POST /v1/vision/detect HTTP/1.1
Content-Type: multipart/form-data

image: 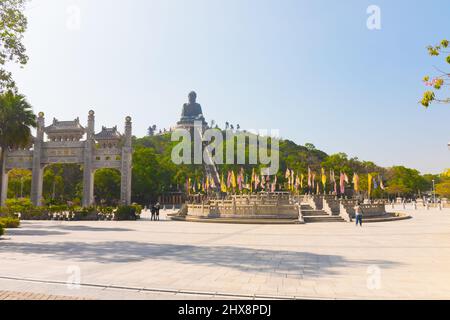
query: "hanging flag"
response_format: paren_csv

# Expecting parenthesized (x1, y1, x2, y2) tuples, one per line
(312, 173, 316, 189)
(316, 182, 320, 195)
(334, 180, 337, 195)
(210, 175, 216, 189)
(308, 167, 312, 188)
(255, 173, 260, 191)
(368, 173, 373, 196)
(291, 170, 295, 190)
(373, 177, 378, 190)
(340, 172, 345, 194)
(221, 173, 227, 193)
(237, 171, 243, 191)
(231, 171, 237, 190)
(285, 168, 291, 179)
(227, 171, 232, 189)
(344, 173, 349, 184)
(321, 168, 327, 192)
(379, 175, 385, 190)
(300, 174, 304, 189)
(353, 173, 359, 192)
(185, 178, 190, 194)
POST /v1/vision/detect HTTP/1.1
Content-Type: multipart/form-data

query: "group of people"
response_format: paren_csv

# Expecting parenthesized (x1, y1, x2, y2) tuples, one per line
(149, 202, 161, 221)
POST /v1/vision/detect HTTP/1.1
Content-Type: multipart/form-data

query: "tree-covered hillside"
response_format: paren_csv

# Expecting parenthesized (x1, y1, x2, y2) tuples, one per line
(4, 130, 443, 205)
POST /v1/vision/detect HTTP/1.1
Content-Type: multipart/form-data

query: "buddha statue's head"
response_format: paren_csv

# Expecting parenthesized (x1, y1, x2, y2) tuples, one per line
(188, 91, 197, 104)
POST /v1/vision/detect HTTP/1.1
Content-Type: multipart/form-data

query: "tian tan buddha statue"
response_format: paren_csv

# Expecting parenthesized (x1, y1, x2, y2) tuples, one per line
(177, 91, 206, 128)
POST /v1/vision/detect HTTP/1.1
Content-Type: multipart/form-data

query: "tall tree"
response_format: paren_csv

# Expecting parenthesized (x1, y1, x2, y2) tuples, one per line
(421, 39, 449, 107)
(0, 0, 29, 92)
(0, 91, 36, 205)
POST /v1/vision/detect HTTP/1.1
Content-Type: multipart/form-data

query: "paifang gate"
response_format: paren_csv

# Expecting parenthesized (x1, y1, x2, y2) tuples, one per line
(0, 110, 132, 207)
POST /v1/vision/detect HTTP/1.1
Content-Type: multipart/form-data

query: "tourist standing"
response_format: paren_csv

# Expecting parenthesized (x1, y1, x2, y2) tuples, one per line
(354, 201, 363, 227)
(155, 202, 161, 221)
(150, 204, 156, 221)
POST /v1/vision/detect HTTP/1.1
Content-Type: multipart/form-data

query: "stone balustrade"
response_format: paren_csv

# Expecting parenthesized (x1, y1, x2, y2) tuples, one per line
(186, 202, 299, 219)
(339, 202, 386, 222)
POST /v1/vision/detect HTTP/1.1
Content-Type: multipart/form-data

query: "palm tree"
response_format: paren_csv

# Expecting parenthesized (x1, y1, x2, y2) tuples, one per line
(0, 91, 36, 204)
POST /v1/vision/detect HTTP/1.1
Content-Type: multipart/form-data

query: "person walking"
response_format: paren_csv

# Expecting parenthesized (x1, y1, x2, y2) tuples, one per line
(354, 201, 363, 227)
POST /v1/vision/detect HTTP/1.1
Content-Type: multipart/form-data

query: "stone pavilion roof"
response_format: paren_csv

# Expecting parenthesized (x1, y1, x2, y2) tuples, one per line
(95, 126, 122, 140)
(44, 118, 85, 134)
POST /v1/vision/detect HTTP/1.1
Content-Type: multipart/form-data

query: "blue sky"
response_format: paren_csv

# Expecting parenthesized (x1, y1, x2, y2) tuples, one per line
(10, 0, 450, 173)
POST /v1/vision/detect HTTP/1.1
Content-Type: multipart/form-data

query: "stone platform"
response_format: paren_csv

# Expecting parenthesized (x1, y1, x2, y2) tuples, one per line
(174, 194, 410, 224)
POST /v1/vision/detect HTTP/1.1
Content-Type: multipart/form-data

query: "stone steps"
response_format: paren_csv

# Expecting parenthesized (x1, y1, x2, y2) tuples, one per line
(303, 215, 346, 223)
(301, 205, 346, 223)
(301, 210, 329, 217)
(171, 215, 301, 224)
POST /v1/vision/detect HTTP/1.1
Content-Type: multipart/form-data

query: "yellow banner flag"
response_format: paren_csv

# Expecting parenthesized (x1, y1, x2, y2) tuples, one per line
(368, 173, 373, 196)
(321, 168, 327, 189)
(221, 173, 227, 193)
(231, 171, 237, 189)
(353, 173, 359, 192)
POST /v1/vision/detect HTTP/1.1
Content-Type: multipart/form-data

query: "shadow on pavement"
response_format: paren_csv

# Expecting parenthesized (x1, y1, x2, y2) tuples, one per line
(0, 240, 401, 278)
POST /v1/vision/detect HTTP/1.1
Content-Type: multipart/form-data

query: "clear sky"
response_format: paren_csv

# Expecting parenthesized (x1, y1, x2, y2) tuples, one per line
(9, 0, 450, 173)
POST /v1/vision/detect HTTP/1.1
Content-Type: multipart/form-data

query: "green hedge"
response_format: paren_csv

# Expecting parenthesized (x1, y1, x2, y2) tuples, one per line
(114, 205, 138, 221)
(0, 216, 20, 228)
(1, 202, 142, 221)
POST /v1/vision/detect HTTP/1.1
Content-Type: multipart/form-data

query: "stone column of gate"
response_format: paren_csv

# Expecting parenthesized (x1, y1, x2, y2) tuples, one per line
(31, 113, 45, 206)
(82, 111, 95, 207)
(0, 150, 9, 206)
(120, 116, 132, 205)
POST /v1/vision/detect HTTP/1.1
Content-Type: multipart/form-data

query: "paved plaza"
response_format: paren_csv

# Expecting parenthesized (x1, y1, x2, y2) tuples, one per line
(1, 207, 450, 300)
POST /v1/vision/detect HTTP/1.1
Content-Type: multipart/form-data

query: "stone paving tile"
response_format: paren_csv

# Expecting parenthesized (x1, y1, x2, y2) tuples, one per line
(0, 290, 90, 300)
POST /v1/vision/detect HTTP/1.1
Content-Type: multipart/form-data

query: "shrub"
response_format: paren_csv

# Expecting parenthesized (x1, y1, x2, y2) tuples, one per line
(0, 224, 4, 237)
(72, 207, 98, 221)
(0, 216, 20, 228)
(114, 205, 138, 221)
(132, 204, 143, 215)
(19, 207, 51, 220)
(5, 198, 33, 209)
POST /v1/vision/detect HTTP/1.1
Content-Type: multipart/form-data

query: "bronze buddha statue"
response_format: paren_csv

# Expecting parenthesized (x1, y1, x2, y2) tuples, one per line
(179, 91, 206, 124)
